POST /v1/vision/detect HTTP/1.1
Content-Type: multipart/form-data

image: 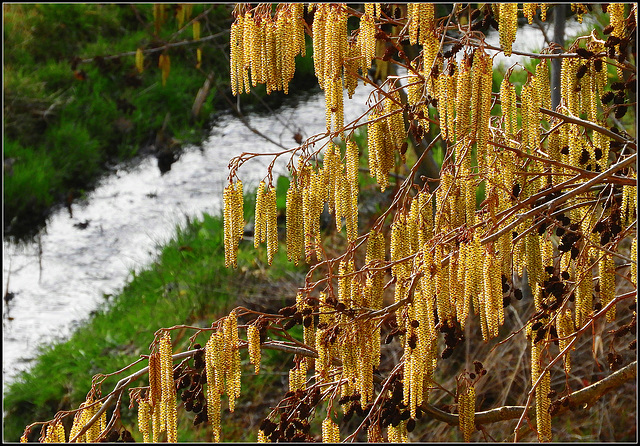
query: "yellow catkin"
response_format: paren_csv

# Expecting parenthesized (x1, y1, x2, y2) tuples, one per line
(224, 311, 242, 413)
(224, 181, 243, 268)
(138, 398, 151, 443)
(499, 3, 518, 57)
(446, 61, 458, 143)
(435, 244, 452, 323)
(265, 185, 278, 265)
(315, 328, 329, 382)
(536, 369, 552, 442)
(575, 259, 593, 328)
(535, 60, 551, 121)
(257, 429, 270, 443)
(264, 17, 276, 94)
(526, 232, 543, 294)
(500, 76, 518, 137)
(540, 3, 548, 21)
(157, 53, 170, 87)
(436, 71, 449, 141)
(255, 181, 267, 249)
(205, 331, 223, 442)
(338, 259, 354, 306)
(247, 324, 261, 374)
(159, 333, 177, 442)
(135, 48, 144, 74)
(246, 13, 261, 87)
(385, 89, 406, 159)
(148, 351, 162, 411)
(631, 237, 637, 288)
(556, 308, 574, 373)
(69, 400, 89, 443)
(571, 3, 588, 23)
(286, 181, 304, 265)
(456, 60, 472, 141)
(408, 3, 419, 46)
(521, 80, 540, 154)
(561, 58, 579, 116)
(462, 235, 482, 319)
(312, 4, 327, 88)
(523, 3, 538, 24)
(359, 5, 376, 71)
(322, 416, 340, 443)
(530, 322, 551, 442)
(230, 14, 239, 95)
(459, 385, 476, 442)
(44, 421, 66, 443)
(599, 254, 617, 322)
(483, 248, 503, 339)
(471, 50, 492, 171)
(151, 400, 162, 442)
(622, 172, 637, 227)
(368, 109, 393, 192)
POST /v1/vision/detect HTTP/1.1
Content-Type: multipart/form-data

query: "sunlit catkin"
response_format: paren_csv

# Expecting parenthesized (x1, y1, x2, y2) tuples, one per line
(205, 331, 223, 442)
(456, 60, 472, 141)
(482, 248, 503, 339)
(631, 237, 637, 288)
(255, 181, 267, 249)
(359, 5, 376, 71)
(540, 3, 548, 21)
(159, 333, 177, 442)
(148, 351, 162, 409)
(225, 311, 242, 412)
(556, 308, 574, 373)
(599, 254, 617, 322)
(265, 185, 278, 265)
(69, 400, 88, 442)
(536, 369, 552, 442)
(322, 416, 340, 443)
(312, 4, 327, 88)
(138, 398, 151, 443)
(523, 3, 538, 24)
(286, 182, 303, 265)
(561, 58, 579, 116)
(230, 17, 241, 95)
(622, 172, 637, 227)
(459, 385, 475, 442)
(224, 181, 244, 268)
(499, 3, 518, 56)
(535, 60, 551, 121)
(471, 50, 492, 170)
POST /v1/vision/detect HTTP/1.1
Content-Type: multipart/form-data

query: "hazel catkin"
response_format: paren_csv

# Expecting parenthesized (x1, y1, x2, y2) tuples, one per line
(458, 385, 475, 442)
(498, 3, 518, 57)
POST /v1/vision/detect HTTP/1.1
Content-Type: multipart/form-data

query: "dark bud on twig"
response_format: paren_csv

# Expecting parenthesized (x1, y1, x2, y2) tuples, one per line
(576, 64, 588, 79)
(576, 48, 594, 59)
(615, 105, 628, 119)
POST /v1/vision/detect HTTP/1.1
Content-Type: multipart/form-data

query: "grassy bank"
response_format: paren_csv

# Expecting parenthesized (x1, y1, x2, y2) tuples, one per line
(3, 3, 316, 240)
(3, 188, 308, 442)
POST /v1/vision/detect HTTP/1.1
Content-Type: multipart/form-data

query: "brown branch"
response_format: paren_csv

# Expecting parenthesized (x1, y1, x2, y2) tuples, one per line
(480, 153, 637, 245)
(419, 360, 636, 427)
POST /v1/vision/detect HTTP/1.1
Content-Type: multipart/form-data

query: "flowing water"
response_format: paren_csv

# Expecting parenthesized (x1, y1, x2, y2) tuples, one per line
(2, 84, 375, 387)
